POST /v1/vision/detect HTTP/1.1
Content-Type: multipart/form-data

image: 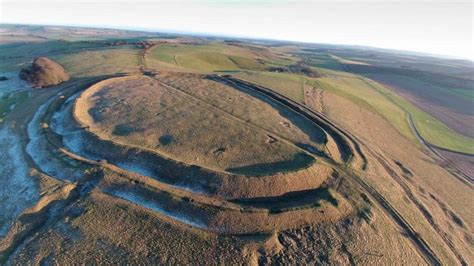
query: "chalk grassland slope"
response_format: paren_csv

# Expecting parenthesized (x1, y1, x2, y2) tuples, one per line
(235, 71, 306, 103)
(305, 86, 474, 265)
(95, 173, 349, 234)
(147, 42, 287, 72)
(7, 187, 426, 265)
(74, 74, 328, 175)
(236, 68, 474, 154)
(0, 41, 106, 72)
(2, 74, 424, 264)
(6, 190, 250, 265)
(318, 49, 474, 137)
(356, 72, 474, 139)
(52, 47, 142, 77)
(10, 181, 395, 265)
(311, 72, 474, 154)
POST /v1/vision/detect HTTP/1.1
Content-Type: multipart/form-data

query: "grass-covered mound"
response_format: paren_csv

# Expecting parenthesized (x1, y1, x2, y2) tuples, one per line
(74, 74, 328, 175)
(19, 57, 69, 88)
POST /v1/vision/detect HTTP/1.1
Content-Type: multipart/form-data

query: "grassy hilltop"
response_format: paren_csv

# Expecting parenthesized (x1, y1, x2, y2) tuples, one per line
(1, 25, 473, 265)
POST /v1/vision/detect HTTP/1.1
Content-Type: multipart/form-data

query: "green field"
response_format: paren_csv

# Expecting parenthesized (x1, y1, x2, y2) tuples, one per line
(0, 91, 30, 121)
(52, 47, 142, 77)
(148, 43, 268, 72)
(312, 72, 474, 154)
(3, 36, 470, 154)
(362, 79, 474, 153)
(234, 68, 474, 154)
(298, 52, 345, 71)
(0, 41, 105, 72)
(235, 71, 306, 103)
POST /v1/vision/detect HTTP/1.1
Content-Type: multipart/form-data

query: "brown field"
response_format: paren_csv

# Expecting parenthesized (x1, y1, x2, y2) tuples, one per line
(366, 73, 474, 138)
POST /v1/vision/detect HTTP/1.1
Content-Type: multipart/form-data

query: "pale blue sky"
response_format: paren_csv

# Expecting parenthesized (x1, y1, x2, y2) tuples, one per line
(1, 0, 473, 60)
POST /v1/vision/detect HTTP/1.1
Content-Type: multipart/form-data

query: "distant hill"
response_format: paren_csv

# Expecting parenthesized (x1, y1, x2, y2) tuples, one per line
(19, 57, 69, 88)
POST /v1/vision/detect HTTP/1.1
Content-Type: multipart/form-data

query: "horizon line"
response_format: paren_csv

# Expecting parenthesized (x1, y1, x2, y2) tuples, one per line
(2, 22, 473, 62)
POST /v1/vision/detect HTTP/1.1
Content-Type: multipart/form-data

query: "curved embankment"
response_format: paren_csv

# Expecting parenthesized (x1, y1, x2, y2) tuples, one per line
(35, 73, 356, 235)
(10, 72, 454, 264)
(70, 74, 347, 199)
(3, 73, 441, 263)
(1, 77, 114, 264)
(26, 77, 114, 181)
(0, 126, 38, 238)
(60, 91, 334, 199)
(215, 75, 447, 265)
(26, 94, 85, 181)
(213, 75, 367, 170)
(73, 74, 326, 176)
(99, 176, 351, 235)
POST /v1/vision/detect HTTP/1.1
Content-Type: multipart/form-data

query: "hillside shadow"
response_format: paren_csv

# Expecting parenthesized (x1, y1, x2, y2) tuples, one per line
(230, 186, 338, 214)
(226, 152, 315, 176)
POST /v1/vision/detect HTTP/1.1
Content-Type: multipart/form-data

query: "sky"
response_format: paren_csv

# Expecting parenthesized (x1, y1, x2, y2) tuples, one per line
(1, 0, 473, 60)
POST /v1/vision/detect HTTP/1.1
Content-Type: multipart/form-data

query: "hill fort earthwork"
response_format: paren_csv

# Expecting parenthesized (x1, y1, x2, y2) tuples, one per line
(0, 25, 473, 264)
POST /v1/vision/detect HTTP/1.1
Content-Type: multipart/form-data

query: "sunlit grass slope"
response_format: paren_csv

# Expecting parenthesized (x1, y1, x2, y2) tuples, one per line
(312, 72, 474, 154)
(235, 71, 306, 103)
(148, 43, 267, 72)
(53, 47, 142, 77)
(234, 68, 474, 154)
